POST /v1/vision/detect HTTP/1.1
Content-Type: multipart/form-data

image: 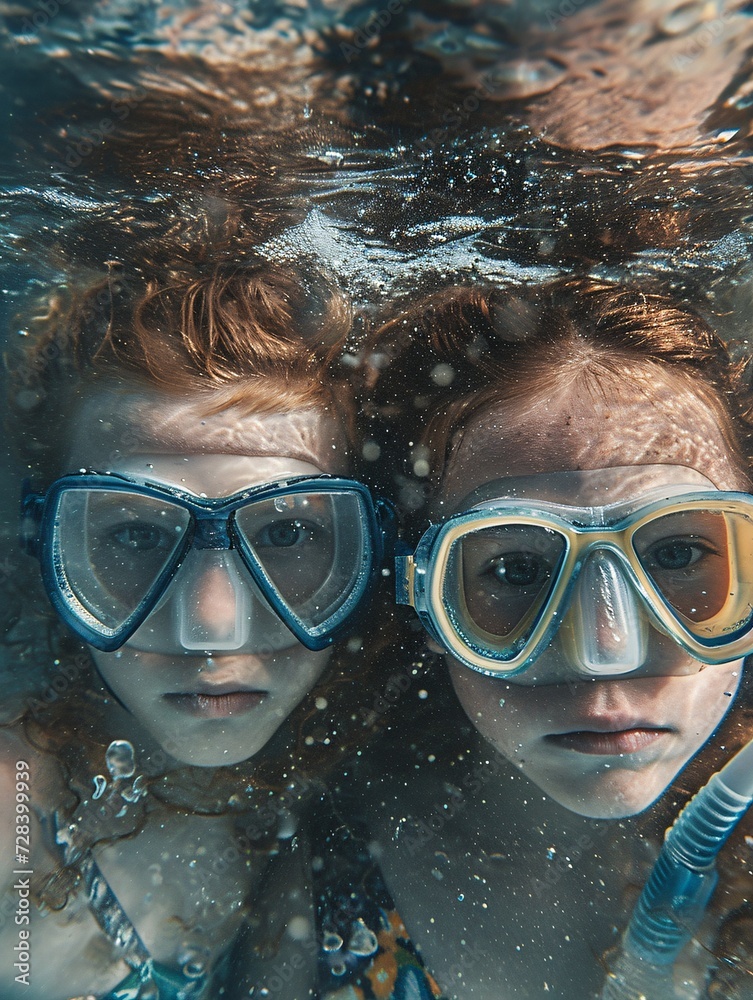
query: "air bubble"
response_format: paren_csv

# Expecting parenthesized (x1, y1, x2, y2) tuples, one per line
(323, 931, 343, 952)
(105, 740, 136, 780)
(348, 920, 378, 957)
(430, 363, 455, 386)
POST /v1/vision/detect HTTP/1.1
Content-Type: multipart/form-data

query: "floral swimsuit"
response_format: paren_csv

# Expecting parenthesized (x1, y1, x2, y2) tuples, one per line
(311, 800, 446, 1000)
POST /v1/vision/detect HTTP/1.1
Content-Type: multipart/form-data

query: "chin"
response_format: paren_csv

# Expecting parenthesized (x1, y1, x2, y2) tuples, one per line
(542, 775, 667, 819)
(184, 749, 261, 767)
(151, 728, 272, 768)
(165, 744, 266, 767)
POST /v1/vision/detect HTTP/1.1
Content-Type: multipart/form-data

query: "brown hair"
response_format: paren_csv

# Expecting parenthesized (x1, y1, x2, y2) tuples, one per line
(364, 275, 753, 507)
(365, 274, 753, 986)
(7, 258, 354, 481)
(4, 255, 393, 912)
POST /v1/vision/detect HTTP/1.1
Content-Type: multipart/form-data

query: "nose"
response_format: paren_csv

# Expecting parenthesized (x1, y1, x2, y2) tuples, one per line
(175, 550, 251, 651)
(560, 549, 648, 678)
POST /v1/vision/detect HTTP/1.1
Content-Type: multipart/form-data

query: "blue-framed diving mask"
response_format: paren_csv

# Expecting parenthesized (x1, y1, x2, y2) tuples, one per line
(396, 490, 753, 680)
(21, 472, 394, 653)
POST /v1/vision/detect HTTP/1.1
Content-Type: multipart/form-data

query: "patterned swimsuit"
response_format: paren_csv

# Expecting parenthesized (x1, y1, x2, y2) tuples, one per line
(311, 800, 446, 1000)
(57, 799, 442, 1000)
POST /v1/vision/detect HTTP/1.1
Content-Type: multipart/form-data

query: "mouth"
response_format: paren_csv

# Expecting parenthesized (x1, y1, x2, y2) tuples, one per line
(163, 689, 267, 719)
(544, 727, 671, 755)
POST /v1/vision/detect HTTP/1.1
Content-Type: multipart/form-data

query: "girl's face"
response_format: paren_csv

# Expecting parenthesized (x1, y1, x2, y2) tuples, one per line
(438, 370, 747, 818)
(65, 386, 349, 767)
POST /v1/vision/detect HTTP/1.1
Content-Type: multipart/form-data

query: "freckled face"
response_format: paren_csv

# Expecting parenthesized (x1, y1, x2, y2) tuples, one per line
(440, 370, 748, 818)
(65, 387, 349, 767)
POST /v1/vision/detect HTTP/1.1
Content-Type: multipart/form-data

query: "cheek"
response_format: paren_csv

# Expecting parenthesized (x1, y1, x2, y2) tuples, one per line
(679, 660, 742, 727)
(448, 660, 542, 753)
(90, 649, 153, 702)
(274, 647, 331, 691)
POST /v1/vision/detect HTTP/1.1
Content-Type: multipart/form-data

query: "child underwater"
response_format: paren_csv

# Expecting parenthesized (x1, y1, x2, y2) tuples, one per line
(0, 254, 393, 999)
(270, 276, 753, 1000)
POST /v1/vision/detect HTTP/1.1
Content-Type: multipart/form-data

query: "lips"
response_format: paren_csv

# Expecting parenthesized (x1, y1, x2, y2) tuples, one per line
(545, 727, 670, 755)
(164, 689, 266, 718)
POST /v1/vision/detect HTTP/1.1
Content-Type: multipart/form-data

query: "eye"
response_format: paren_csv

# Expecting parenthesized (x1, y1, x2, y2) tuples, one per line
(108, 522, 171, 552)
(645, 537, 712, 571)
(256, 519, 314, 548)
(486, 553, 550, 588)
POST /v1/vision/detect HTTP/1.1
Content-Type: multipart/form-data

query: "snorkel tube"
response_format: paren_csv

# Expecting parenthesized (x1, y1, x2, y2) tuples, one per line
(601, 737, 753, 999)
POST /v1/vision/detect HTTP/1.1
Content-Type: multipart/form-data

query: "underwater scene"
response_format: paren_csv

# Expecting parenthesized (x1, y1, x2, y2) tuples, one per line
(3, 1, 753, 997)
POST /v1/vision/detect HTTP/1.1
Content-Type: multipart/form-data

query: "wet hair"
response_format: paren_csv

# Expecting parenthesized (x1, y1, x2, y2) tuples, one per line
(4, 255, 392, 911)
(364, 274, 753, 508)
(7, 258, 354, 482)
(365, 274, 753, 985)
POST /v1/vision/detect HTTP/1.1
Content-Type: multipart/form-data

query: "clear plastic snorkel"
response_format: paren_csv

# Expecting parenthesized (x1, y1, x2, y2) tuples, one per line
(601, 734, 753, 1000)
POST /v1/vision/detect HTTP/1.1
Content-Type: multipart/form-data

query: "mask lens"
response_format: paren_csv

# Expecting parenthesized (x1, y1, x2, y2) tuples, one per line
(53, 488, 189, 637)
(445, 523, 567, 659)
(234, 491, 367, 633)
(633, 507, 753, 643)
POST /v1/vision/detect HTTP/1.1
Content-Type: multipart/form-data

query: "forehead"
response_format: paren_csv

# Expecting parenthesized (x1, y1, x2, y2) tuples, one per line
(462, 464, 718, 513)
(440, 371, 747, 509)
(65, 387, 350, 476)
